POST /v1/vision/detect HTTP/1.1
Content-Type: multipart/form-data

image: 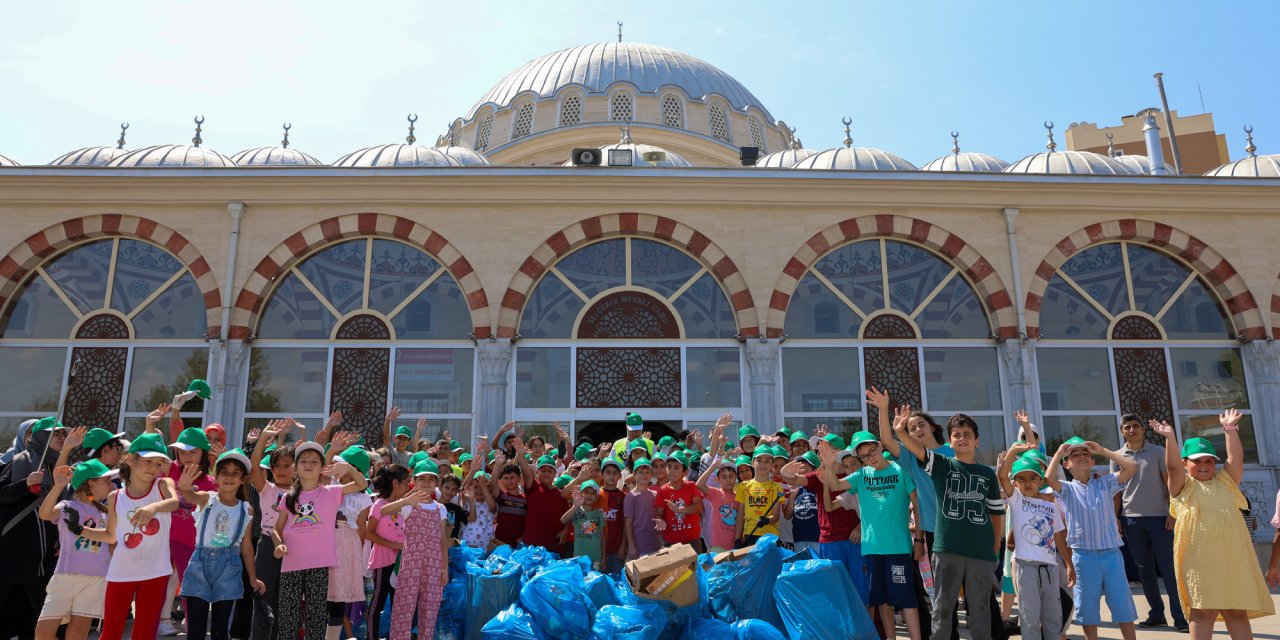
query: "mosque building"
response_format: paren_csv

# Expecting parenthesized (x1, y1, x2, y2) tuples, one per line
(2, 38, 1279, 529)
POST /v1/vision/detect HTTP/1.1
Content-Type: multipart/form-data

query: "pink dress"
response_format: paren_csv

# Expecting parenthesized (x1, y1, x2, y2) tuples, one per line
(389, 502, 447, 640)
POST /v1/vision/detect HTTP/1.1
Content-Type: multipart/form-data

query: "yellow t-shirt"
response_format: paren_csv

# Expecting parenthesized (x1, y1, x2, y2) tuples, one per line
(735, 480, 785, 537)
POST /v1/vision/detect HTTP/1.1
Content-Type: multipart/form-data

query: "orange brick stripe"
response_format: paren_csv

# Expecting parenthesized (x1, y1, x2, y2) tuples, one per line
(0, 215, 222, 337)
(1025, 219, 1264, 341)
(231, 214, 490, 340)
(765, 215, 1018, 340)
(495, 213, 759, 339)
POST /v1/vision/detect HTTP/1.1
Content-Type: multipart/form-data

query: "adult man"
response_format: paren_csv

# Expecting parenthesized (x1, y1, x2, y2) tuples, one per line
(611, 412, 654, 466)
(1112, 414, 1186, 632)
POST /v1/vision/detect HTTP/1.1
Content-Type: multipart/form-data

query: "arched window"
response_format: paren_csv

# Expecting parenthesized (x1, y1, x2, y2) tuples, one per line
(1035, 241, 1255, 460)
(0, 238, 209, 437)
(560, 95, 582, 126)
(247, 238, 475, 446)
(782, 239, 1003, 461)
(708, 105, 730, 142)
(512, 102, 535, 139)
(610, 92, 633, 122)
(662, 94, 684, 129)
(749, 117, 765, 150)
(474, 112, 494, 151)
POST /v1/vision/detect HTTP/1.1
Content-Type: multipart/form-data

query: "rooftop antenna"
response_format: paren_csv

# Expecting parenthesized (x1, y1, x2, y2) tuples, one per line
(1106, 132, 1116, 157)
(842, 117, 853, 149)
(617, 21, 623, 43)
(1153, 73, 1183, 174)
(1044, 121, 1057, 152)
(950, 131, 960, 156)
(1197, 80, 1206, 114)
(281, 123, 291, 149)
(1243, 125, 1257, 157)
(116, 123, 129, 149)
(192, 116, 204, 147)
(406, 114, 418, 144)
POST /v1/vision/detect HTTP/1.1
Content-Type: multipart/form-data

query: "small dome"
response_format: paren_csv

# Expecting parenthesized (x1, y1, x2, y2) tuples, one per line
(921, 152, 1009, 172)
(105, 145, 236, 168)
(0, 153, 20, 167)
(755, 147, 817, 168)
(49, 146, 128, 166)
(433, 146, 492, 166)
(1004, 150, 1134, 175)
(333, 144, 460, 168)
(1112, 154, 1173, 176)
(792, 147, 917, 171)
(1204, 155, 1280, 177)
(231, 147, 324, 166)
(561, 142, 692, 167)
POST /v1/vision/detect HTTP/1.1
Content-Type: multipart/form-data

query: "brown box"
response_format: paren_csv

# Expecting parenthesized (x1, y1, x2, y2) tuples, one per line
(625, 543, 700, 608)
(713, 544, 755, 565)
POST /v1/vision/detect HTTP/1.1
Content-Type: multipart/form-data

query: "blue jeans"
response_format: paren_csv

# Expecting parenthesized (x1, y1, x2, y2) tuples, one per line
(1122, 516, 1185, 625)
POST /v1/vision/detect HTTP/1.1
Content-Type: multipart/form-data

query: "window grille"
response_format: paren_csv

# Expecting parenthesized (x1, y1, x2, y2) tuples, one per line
(475, 113, 493, 150)
(561, 95, 582, 126)
(662, 94, 683, 128)
(512, 103, 535, 139)
(611, 93, 633, 122)
(709, 105, 730, 142)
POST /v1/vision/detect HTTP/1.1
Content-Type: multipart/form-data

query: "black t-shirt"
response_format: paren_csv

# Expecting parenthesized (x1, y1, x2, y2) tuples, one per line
(443, 502, 469, 540)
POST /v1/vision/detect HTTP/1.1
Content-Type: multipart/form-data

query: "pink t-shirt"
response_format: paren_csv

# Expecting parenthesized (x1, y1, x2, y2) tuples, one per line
(368, 497, 407, 570)
(168, 462, 216, 547)
(704, 487, 738, 551)
(279, 484, 344, 573)
(259, 483, 288, 531)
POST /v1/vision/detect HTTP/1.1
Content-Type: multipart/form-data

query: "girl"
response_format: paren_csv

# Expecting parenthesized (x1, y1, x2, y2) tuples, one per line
(162, 426, 216, 636)
(327, 440, 373, 640)
(271, 442, 368, 640)
(1153, 411, 1274, 638)
(365, 464, 411, 640)
(100, 433, 181, 640)
(249, 420, 295, 640)
(36, 460, 117, 640)
(461, 470, 497, 548)
(623, 458, 662, 559)
(176, 451, 266, 640)
(386, 460, 450, 640)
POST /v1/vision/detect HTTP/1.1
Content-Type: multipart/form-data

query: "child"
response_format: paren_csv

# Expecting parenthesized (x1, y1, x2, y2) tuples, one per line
(328, 441, 373, 640)
(651, 452, 669, 486)
(176, 450, 265, 640)
(1045, 437, 1138, 640)
(735, 449, 784, 547)
(36, 460, 117, 640)
(163, 426, 217, 636)
(488, 450, 528, 549)
(654, 452, 704, 552)
(997, 444, 1074, 640)
(697, 425, 739, 554)
(101, 433, 181, 640)
(623, 458, 662, 559)
(1157, 412, 1274, 636)
(440, 474, 470, 540)
(462, 470, 497, 548)
(271, 442, 368, 640)
(520, 442, 570, 551)
(562, 480, 605, 569)
(248, 420, 295, 640)
(788, 452, 821, 555)
(365, 464, 410, 640)
(598, 458, 628, 572)
(385, 460, 450, 640)
(735, 455, 754, 482)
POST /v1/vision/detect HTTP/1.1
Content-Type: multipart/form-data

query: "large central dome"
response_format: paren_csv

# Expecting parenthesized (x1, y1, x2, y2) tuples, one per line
(467, 42, 773, 120)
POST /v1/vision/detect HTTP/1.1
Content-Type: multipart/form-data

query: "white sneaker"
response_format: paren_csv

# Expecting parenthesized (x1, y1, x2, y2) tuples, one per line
(157, 620, 183, 636)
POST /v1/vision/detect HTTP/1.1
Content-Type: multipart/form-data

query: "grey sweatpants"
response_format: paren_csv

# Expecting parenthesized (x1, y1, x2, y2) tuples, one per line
(931, 552, 996, 640)
(1015, 559, 1062, 640)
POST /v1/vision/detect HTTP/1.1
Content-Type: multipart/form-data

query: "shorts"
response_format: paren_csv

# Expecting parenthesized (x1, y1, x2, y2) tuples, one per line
(866, 554, 917, 609)
(39, 573, 106, 620)
(1071, 548, 1137, 626)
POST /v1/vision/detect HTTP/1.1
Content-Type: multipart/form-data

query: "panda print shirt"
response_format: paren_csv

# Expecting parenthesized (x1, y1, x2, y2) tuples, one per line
(279, 483, 344, 573)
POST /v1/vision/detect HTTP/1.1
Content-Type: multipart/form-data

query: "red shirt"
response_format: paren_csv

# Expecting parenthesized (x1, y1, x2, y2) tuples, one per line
(655, 481, 704, 545)
(493, 490, 527, 546)
(599, 488, 627, 554)
(523, 482, 569, 549)
(804, 471, 858, 543)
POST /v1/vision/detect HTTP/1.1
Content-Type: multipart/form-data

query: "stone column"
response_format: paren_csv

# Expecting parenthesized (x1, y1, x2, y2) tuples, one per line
(1244, 340, 1280, 466)
(743, 340, 781, 429)
(999, 339, 1039, 425)
(217, 341, 249, 441)
(476, 339, 514, 446)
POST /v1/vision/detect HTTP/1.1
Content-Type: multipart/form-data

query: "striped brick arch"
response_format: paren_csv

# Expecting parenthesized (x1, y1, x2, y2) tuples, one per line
(765, 215, 1018, 339)
(496, 213, 759, 338)
(1025, 219, 1264, 340)
(0, 214, 221, 336)
(230, 214, 489, 339)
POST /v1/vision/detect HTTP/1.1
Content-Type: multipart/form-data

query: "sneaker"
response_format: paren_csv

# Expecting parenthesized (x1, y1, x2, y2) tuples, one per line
(1138, 617, 1167, 628)
(1175, 623, 1190, 633)
(157, 620, 183, 636)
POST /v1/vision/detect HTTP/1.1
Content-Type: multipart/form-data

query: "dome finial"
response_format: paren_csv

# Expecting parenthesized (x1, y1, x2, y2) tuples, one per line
(281, 123, 291, 149)
(116, 123, 129, 149)
(789, 126, 802, 150)
(617, 21, 623, 43)
(1106, 132, 1116, 157)
(1244, 125, 1256, 157)
(620, 119, 632, 144)
(447, 121, 459, 146)
(406, 114, 418, 145)
(192, 116, 204, 148)
(842, 117, 853, 149)
(1043, 121, 1056, 152)
(950, 131, 960, 155)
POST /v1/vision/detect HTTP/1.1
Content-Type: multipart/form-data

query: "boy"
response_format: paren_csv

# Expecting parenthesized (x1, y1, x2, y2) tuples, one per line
(598, 458, 628, 572)
(519, 442, 570, 551)
(654, 452, 705, 552)
(439, 475, 470, 541)
(735, 449, 785, 547)
(820, 432, 922, 640)
(998, 444, 1074, 640)
(561, 480, 605, 570)
(623, 458, 662, 559)
(1045, 437, 1139, 640)
(787, 452, 821, 555)
(488, 450, 528, 550)
(894, 407, 1004, 640)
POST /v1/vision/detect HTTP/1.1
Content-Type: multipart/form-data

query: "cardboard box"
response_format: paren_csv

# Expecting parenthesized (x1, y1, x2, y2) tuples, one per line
(625, 543, 700, 608)
(713, 544, 755, 565)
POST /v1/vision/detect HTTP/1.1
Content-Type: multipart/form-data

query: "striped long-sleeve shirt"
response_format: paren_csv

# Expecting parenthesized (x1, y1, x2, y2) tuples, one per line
(1057, 473, 1125, 550)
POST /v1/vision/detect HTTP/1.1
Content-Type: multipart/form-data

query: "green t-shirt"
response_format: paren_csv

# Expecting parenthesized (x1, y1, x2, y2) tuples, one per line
(924, 450, 1004, 562)
(572, 507, 605, 566)
(847, 462, 915, 556)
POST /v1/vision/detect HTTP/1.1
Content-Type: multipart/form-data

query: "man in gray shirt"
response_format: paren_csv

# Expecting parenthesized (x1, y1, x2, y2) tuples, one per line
(1111, 414, 1186, 632)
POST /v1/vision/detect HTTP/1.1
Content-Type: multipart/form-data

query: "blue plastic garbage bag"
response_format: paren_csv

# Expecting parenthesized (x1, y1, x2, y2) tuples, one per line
(731, 619, 788, 640)
(465, 555, 523, 640)
(519, 564, 594, 640)
(706, 535, 785, 629)
(781, 546, 815, 564)
(436, 575, 468, 640)
(481, 603, 545, 640)
(773, 559, 878, 640)
(632, 557, 710, 640)
(584, 571, 624, 611)
(590, 604, 668, 640)
(681, 618, 733, 640)
(511, 545, 559, 578)
(609, 570, 637, 606)
(452, 544, 486, 575)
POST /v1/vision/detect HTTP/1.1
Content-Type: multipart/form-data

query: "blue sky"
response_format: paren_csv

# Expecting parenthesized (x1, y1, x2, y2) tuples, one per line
(1, 0, 1274, 167)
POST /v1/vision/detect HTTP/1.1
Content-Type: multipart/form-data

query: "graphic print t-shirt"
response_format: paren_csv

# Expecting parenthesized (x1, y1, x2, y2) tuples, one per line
(848, 462, 915, 555)
(55, 500, 112, 577)
(598, 488, 627, 555)
(735, 480, 785, 537)
(790, 487, 820, 543)
(705, 487, 738, 550)
(1007, 491, 1065, 565)
(923, 450, 1004, 561)
(279, 484, 344, 573)
(655, 482, 703, 544)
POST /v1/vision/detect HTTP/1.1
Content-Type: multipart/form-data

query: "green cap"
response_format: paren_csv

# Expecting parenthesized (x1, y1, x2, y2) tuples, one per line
(459, 453, 473, 464)
(170, 428, 211, 452)
(633, 457, 653, 470)
(31, 416, 64, 434)
(1062, 436, 1089, 452)
(752, 448, 772, 460)
(651, 452, 667, 463)
(1181, 437, 1218, 461)
(536, 455, 557, 470)
(789, 431, 809, 445)
(553, 474, 573, 489)
(579, 480, 600, 494)
(339, 446, 372, 476)
(128, 432, 171, 459)
(1020, 448, 1049, 467)
(822, 433, 847, 450)
(667, 452, 690, 468)
(450, 440, 463, 452)
(187, 379, 212, 400)
(800, 451, 820, 469)
(772, 445, 789, 458)
(413, 459, 440, 478)
(849, 431, 878, 451)
(260, 443, 278, 469)
(657, 436, 676, 448)
(1011, 458, 1044, 479)
(394, 426, 413, 440)
(882, 451, 893, 461)
(777, 426, 793, 439)
(735, 455, 753, 468)
(71, 459, 119, 489)
(601, 457, 622, 471)
(629, 439, 650, 453)
(408, 451, 429, 468)
(625, 413, 644, 430)
(574, 443, 593, 461)
(546, 448, 558, 458)
(215, 448, 252, 472)
(738, 425, 760, 440)
(486, 450, 497, 463)
(83, 427, 125, 452)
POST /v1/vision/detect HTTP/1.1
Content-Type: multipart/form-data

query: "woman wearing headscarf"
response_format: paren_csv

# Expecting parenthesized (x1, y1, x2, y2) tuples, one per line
(0, 418, 37, 467)
(0, 417, 68, 639)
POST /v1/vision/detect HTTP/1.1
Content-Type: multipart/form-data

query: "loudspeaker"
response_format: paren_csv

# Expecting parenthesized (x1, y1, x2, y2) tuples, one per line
(641, 150, 667, 164)
(739, 146, 760, 166)
(571, 148, 602, 166)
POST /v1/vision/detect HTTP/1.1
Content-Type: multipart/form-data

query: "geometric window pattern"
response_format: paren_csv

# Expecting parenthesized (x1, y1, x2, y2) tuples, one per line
(611, 93, 633, 122)
(476, 113, 494, 151)
(749, 117, 764, 150)
(330, 345, 391, 445)
(662, 94, 683, 128)
(709, 105, 730, 142)
(513, 102, 535, 139)
(561, 95, 582, 126)
(576, 347, 682, 408)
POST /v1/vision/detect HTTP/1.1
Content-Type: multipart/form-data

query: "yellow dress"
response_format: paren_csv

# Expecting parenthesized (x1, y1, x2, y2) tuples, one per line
(1169, 471, 1274, 619)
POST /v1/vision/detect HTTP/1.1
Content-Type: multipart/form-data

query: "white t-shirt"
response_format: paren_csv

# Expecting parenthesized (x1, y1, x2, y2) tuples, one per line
(195, 499, 250, 548)
(1007, 491, 1065, 565)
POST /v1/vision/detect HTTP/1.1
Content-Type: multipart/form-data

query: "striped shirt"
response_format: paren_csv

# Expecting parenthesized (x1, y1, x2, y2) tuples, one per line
(1057, 473, 1124, 550)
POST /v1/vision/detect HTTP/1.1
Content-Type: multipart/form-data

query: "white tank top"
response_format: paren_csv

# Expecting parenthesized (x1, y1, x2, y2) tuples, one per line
(106, 479, 173, 582)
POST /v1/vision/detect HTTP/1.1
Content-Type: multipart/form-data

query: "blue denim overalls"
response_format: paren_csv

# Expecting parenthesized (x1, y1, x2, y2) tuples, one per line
(180, 500, 248, 602)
